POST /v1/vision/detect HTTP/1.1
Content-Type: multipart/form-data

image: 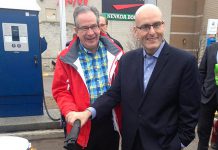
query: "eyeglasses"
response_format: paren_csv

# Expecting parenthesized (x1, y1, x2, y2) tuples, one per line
(136, 21, 164, 32)
(77, 24, 99, 32)
(99, 24, 107, 27)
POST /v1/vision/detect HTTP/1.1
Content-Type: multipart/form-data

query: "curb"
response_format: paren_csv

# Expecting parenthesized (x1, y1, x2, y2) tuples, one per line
(0, 109, 61, 133)
(0, 129, 64, 141)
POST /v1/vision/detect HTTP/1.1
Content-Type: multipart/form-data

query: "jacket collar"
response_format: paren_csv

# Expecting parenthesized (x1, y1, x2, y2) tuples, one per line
(60, 34, 122, 67)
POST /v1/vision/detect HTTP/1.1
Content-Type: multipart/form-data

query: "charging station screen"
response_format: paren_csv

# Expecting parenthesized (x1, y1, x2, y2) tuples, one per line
(11, 26, 20, 41)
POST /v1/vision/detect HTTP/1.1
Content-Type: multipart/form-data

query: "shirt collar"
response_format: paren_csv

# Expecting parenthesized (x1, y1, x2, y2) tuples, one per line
(143, 41, 165, 58)
(79, 41, 101, 54)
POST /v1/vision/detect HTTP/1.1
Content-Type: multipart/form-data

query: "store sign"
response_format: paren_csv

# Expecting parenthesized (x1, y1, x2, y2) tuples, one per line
(102, 0, 144, 21)
(102, 13, 135, 21)
(207, 19, 218, 34)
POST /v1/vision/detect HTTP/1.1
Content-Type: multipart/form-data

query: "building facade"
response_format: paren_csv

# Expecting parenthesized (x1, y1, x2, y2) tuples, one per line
(38, 0, 216, 69)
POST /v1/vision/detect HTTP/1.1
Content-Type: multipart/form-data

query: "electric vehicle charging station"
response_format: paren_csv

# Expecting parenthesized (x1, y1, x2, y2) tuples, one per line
(0, 0, 44, 117)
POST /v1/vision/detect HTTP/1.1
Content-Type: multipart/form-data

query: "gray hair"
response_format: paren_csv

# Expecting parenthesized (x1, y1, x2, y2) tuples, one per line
(73, 5, 99, 27)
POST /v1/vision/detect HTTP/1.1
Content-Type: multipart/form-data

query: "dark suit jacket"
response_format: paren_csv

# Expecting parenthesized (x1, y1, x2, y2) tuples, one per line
(92, 42, 200, 150)
(199, 42, 218, 104)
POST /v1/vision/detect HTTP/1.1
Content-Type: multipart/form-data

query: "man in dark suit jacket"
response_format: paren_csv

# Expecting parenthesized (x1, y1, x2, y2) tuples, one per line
(68, 4, 200, 150)
(197, 42, 218, 150)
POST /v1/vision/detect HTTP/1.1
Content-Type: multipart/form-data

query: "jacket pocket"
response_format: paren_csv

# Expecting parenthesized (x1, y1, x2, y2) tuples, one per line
(158, 125, 181, 150)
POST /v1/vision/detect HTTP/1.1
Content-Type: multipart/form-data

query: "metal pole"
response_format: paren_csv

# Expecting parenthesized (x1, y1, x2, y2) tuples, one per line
(59, 0, 67, 50)
(144, 0, 157, 5)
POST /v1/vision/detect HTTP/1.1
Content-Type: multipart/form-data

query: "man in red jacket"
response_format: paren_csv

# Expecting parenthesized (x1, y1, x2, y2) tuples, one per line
(52, 5, 123, 150)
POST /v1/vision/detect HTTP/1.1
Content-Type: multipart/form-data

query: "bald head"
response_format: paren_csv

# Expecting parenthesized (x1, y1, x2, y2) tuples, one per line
(135, 4, 162, 25)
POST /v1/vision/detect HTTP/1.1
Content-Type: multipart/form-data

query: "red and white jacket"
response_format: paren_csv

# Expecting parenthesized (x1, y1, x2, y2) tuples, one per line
(52, 33, 123, 148)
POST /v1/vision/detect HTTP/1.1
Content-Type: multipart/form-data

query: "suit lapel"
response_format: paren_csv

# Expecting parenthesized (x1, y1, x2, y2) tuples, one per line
(139, 43, 170, 107)
(137, 49, 145, 95)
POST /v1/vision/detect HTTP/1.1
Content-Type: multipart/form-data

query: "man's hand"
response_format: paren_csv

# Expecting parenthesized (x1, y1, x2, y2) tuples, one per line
(66, 110, 91, 127)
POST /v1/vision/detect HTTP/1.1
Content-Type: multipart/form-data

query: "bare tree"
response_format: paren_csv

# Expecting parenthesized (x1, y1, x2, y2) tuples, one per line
(126, 28, 142, 51)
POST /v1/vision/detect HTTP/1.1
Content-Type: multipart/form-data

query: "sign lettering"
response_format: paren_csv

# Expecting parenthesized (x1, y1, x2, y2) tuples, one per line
(103, 13, 135, 21)
(57, 0, 88, 7)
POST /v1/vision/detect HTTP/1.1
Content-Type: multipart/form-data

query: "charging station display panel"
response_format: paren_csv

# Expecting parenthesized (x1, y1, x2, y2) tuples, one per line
(11, 26, 20, 41)
(2, 23, 29, 51)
